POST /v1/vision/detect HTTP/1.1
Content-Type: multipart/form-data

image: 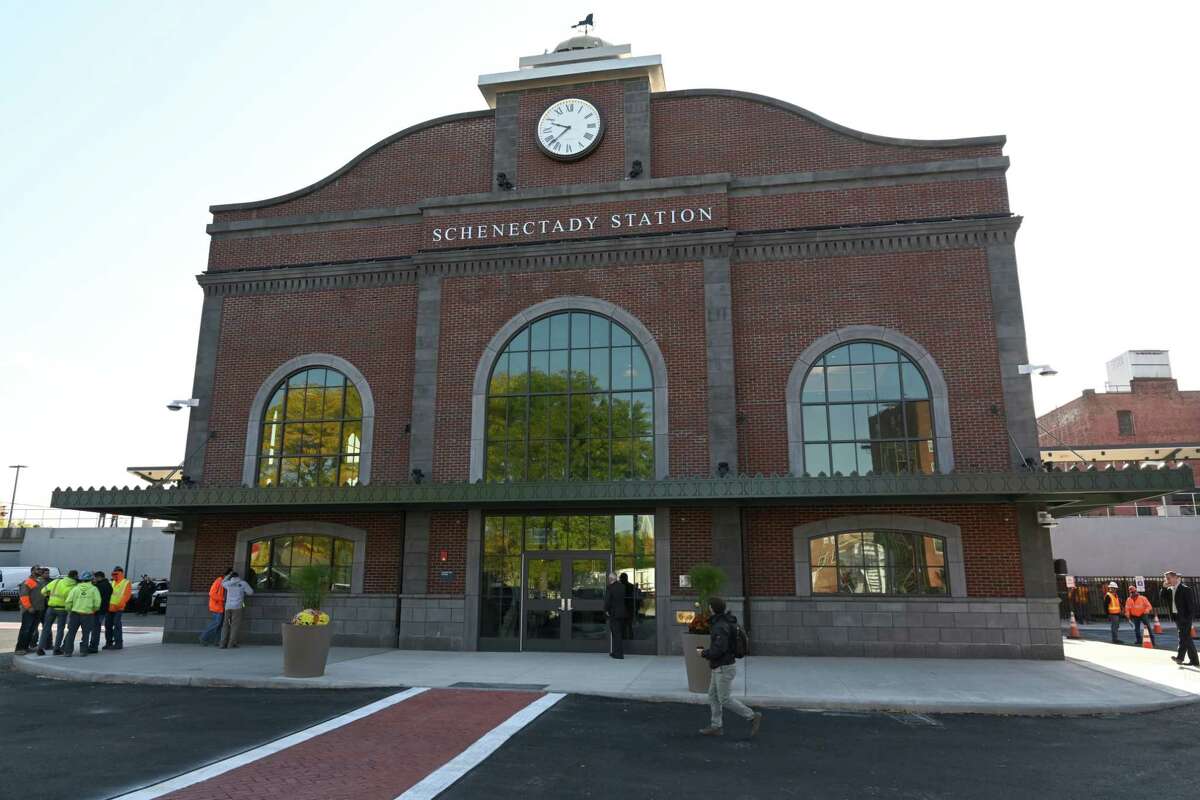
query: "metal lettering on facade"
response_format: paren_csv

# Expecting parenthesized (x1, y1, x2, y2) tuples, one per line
(430, 205, 714, 244)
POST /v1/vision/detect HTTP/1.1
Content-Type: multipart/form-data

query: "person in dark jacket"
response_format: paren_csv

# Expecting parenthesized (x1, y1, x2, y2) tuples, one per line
(697, 596, 762, 737)
(136, 575, 155, 615)
(619, 572, 636, 639)
(603, 572, 627, 659)
(1161, 571, 1199, 667)
(87, 571, 113, 654)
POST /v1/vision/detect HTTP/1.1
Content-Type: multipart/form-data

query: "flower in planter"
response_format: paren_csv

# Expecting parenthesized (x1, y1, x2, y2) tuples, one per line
(292, 608, 330, 626)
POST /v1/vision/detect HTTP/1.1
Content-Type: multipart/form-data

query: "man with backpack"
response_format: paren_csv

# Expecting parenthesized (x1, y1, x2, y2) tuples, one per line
(696, 596, 762, 737)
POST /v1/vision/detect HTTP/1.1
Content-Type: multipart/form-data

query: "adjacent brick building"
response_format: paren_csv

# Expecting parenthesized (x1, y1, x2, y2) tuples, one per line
(54, 37, 1191, 659)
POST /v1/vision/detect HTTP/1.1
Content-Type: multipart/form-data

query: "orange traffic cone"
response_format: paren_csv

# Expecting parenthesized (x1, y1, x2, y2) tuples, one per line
(1068, 611, 1081, 639)
(1153, 614, 1163, 635)
(1142, 624, 1154, 649)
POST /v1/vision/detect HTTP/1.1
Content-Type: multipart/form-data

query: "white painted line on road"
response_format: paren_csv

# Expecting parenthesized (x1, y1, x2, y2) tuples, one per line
(110, 687, 428, 800)
(396, 692, 565, 800)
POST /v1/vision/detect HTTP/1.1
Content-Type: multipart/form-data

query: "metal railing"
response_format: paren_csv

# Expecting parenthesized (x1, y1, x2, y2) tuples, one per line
(1, 506, 160, 529)
(1068, 492, 1198, 518)
(1057, 575, 1200, 621)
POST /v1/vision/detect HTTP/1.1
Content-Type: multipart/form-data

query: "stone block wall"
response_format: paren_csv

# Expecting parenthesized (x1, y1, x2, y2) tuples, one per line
(163, 592, 396, 648)
(398, 594, 466, 651)
(739, 596, 1062, 659)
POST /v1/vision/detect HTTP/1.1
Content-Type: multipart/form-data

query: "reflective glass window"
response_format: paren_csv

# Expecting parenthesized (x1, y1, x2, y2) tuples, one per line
(799, 342, 937, 475)
(256, 367, 364, 487)
(809, 530, 949, 595)
(485, 311, 654, 481)
(246, 534, 353, 593)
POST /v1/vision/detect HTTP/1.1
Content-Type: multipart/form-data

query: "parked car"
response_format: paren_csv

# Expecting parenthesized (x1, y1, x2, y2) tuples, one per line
(151, 579, 169, 613)
(0, 567, 60, 609)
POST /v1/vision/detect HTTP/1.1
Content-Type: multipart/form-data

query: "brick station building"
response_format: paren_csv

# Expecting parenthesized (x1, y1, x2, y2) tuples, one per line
(54, 36, 1189, 658)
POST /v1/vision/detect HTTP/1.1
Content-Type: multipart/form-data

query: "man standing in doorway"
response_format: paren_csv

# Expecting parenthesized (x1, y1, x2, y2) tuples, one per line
(619, 572, 636, 640)
(1161, 571, 1199, 667)
(604, 572, 626, 659)
(697, 596, 762, 738)
(219, 571, 254, 649)
(1104, 582, 1122, 644)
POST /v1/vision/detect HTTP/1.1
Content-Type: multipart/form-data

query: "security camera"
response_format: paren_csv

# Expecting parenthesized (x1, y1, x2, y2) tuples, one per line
(166, 399, 199, 411)
(1037, 511, 1059, 528)
(1018, 364, 1057, 377)
(1039, 368, 1058, 377)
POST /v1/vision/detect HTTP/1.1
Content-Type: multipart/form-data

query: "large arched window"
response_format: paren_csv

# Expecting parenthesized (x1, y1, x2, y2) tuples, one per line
(485, 310, 654, 481)
(246, 533, 355, 593)
(256, 367, 363, 487)
(799, 341, 936, 476)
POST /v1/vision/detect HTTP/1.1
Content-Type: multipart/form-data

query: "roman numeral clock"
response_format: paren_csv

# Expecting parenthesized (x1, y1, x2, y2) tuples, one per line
(536, 98, 604, 160)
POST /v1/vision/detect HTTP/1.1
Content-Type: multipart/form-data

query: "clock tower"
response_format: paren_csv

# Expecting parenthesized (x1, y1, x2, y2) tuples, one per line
(477, 37, 665, 188)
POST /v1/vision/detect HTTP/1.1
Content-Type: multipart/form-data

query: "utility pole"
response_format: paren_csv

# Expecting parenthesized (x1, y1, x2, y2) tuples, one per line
(6, 465, 27, 530)
(124, 513, 136, 574)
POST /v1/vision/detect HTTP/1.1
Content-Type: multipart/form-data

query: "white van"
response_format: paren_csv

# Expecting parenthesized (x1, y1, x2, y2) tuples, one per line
(0, 566, 61, 609)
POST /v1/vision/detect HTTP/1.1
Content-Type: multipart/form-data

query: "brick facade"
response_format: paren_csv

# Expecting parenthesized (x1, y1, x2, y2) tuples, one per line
(170, 42, 1052, 658)
(1038, 378, 1200, 446)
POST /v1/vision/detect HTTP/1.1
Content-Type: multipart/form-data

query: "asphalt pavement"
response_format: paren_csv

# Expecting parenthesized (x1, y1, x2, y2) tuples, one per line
(0, 669, 391, 800)
(0, 610, 166, 627)
(444, 693, 1200, 799)
(4, 667, 1199, 800)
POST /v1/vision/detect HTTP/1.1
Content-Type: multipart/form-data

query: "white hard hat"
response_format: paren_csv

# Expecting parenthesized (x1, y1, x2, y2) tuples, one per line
(1108, 582, 1118, 588)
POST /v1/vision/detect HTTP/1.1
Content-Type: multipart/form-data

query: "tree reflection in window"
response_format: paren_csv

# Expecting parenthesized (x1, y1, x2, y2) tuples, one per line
(246, 534, 354, 592)
(256, 367, 363, 487)
(799, 342, 936, 475)
(485, 311, 654, 481)
(810, 530, 947, 595)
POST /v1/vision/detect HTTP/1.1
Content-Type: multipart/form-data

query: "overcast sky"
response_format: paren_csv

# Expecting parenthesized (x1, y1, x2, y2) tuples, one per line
(1, 1, 1196, 516)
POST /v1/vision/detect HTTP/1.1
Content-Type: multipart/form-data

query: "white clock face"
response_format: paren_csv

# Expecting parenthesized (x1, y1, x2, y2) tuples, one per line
(536, 98, 604, 161)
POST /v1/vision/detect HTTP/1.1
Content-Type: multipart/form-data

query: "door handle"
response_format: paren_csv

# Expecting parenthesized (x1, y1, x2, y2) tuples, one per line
(567, 598, 573, 611)
(559, 598, 566, 611)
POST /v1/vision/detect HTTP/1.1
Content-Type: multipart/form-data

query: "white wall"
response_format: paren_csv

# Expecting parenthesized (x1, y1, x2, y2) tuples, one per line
(1052, 516, 1200, 576)
(18, 526, 175, 579)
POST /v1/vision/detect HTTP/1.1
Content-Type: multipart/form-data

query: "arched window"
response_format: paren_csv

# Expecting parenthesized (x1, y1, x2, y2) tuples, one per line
(799, 342, 935, 475)
(246, 533, 355, 593)
(256, 367, 363, 487)
(485, 310, 654, 481)
(809, 530, 948, 596)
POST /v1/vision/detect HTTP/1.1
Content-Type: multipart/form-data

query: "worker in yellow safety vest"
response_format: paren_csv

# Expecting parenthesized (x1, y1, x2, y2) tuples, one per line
(104, 566, 133, 651)
(37, 570, 79, 655)
(1104, 581, 1123, 644)
(61, 572, 102, 657)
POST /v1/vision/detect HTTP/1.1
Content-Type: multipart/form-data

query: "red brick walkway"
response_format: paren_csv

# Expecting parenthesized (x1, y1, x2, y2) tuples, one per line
(162, 689, 543, 800)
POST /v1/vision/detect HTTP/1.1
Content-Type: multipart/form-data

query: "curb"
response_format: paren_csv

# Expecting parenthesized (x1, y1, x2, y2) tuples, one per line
(12, 655, 1199, 717)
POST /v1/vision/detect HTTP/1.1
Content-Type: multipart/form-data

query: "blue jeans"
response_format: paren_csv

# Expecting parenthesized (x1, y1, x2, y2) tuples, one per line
(1131, 616, 1155, 646)
(200, 611, 224, 644)
(38, 608, 69, 651)
(63, 613, 95, 655)
(106, 610, 124, 646)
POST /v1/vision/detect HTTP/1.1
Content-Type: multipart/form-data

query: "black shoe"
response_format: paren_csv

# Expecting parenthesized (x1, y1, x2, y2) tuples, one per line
(35, 649, 46, 656)
(102, 644, 113, 650)
(113, 644, 122, 650)
(53, 649, 64, 656)
(87, 648, 98, 654)
(1172, 656, 1184, 664)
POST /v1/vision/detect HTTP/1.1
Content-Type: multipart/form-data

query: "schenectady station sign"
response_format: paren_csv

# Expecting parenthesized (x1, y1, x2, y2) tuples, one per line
(430, 205, 715, 244)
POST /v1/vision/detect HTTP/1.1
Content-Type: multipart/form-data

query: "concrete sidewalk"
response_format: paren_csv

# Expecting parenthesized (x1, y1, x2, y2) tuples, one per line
(11, 637, 1200, 715)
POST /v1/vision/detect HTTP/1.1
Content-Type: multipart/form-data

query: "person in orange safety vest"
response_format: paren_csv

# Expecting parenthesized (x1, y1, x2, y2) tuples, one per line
(200, 569, 232, 646)
(1125, 585, 1155, 647)
(1104, 582, 1123, 644)
(102, 566, 134, 650)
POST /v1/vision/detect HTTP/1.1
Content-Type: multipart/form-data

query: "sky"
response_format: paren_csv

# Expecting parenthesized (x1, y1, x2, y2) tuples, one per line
(1, 0, 1197, 517)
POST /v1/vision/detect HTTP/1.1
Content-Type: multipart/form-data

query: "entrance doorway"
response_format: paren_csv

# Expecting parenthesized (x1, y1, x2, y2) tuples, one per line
(478, 513, 656, 654)
(522, 552, 611, 651)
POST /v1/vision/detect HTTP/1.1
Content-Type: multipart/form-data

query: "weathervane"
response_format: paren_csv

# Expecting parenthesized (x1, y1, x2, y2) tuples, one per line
(571, 13, 594, 35)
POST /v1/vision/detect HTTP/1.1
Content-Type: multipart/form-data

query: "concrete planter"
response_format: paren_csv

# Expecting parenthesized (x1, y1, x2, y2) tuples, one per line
(681, 631, 712, 693)
(281, 623, 333, 678)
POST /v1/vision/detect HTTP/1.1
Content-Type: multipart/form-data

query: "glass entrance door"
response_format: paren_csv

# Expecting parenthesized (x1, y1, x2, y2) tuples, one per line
(522, 552, 612, 651)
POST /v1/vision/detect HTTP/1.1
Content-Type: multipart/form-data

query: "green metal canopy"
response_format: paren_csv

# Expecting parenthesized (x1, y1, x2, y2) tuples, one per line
(50, 467, 1193, 521)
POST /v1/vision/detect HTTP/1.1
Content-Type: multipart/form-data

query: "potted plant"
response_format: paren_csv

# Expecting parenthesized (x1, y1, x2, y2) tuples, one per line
(681, 563, 727, 693)
(281, 565, 334, 678)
